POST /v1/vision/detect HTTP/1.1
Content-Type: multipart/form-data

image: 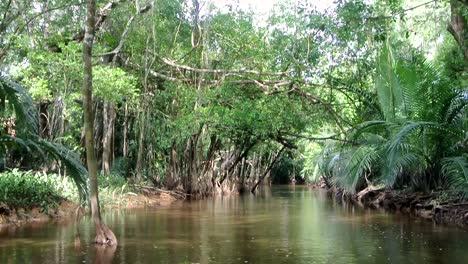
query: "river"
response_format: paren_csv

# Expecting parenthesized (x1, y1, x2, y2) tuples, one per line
(1, 186, 467, 263)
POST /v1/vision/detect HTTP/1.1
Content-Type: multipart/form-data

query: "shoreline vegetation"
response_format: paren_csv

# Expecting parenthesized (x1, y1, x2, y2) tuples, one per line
(0, 0, 466, 244)
(1, 170, 467, 231)
(313, 180, 468, 230)
(0, 170, 184, 230)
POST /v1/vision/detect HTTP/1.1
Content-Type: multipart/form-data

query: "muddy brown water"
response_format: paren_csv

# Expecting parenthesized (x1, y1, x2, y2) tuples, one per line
(0, 186, 467, 263)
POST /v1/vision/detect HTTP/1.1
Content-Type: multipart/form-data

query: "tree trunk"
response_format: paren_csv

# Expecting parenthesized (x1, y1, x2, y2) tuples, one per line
(251, 147, 286, 193)
(134, 110, 145, 183)
(82, 0, 116, 246)
(123, 103, 128, 157)
(448, 0, 468, 63)
(39, 100, 51, 139)
(102, 100, 115, 175)
(93, 100, 103, 169)
(165, 143, 179, 189)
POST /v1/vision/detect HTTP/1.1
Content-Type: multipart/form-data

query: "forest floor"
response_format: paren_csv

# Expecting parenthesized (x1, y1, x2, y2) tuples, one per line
(0, 186, 184, 230)
(316, 181, 468, 229)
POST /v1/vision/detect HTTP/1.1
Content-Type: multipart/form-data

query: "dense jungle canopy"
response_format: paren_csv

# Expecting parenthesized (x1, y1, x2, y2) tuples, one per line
(0, 0, 466, 199)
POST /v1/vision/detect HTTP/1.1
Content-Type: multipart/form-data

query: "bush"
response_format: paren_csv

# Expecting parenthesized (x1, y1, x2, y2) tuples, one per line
(97, 173, 130, 206)
(0, 169, 77, 209)
(0, 169, 133, 210)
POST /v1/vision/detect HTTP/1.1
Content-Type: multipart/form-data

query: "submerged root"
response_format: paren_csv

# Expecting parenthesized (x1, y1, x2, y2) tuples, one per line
(95, 222, 117, 246)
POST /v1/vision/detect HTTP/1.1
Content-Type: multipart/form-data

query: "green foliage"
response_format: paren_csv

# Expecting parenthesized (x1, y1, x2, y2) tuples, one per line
(0, 77, 88, 198)
(442, 155, 468, 198)
(0, 169, 78, 209)
(1, 0, 466, 198)
(0, 169, 134, 210)
(94, 66, 138, 102)
(33, 137, 88, 198)
(21, 77, 50, 101)
(98, 172, 127, 189)
(271, 154, 302, 184)
(375, 46, 404, 121)
(97, 173, 130, 207)
(332, 144, 378, 193)
(301, 137, 337, 180)
(0, 168, 131, 209)
(309, 44, 467, 193)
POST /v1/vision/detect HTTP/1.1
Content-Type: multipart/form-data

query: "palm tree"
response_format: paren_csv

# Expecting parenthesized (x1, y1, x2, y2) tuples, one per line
(318, 46, 467, 195)
(0, 76, 88, 198)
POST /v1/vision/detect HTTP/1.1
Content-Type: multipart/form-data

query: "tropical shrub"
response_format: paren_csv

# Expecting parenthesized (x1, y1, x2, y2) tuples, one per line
(0, 169, 77, 209)
(309, 46, 467, 195)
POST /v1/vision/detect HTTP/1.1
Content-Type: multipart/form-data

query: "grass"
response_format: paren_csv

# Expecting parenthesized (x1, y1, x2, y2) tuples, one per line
(97, 173, 133, 207)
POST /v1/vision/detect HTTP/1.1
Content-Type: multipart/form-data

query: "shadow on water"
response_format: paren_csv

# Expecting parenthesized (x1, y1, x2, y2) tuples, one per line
(1, 185, 468, 263)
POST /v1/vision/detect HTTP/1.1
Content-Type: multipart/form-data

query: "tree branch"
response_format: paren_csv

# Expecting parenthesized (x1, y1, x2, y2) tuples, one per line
(0, 0, 13, 33)
(161, 57, 286, 76)
(368, 0, 439, 20)
(96, 4, 153, 57)
(73, 0, 121, 42)
(284, 132, 353, 143)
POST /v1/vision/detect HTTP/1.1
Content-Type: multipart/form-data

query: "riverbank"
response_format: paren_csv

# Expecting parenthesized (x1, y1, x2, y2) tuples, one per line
(0, 186, 184, 230)
(320, 183, 468, 229)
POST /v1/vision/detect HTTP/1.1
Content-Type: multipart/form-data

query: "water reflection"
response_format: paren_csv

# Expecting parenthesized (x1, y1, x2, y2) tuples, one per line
(0, 186, 468, 263)
(94, 244, 116, 264)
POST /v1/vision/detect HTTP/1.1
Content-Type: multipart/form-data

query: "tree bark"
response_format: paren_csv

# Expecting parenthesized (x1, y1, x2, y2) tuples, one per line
(448, 0, 468, 63)
(102, 100, 115, 175)
(82, 0, 116, 246)
(123, 103, 128, 157)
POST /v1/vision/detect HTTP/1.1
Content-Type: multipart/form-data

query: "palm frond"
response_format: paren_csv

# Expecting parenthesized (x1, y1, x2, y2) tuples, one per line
(386, 122, 432, 154)
(34, 138, 89, 199)
(0, 77, 39, 133)
(380, 146, 426, 187)
(381, 121, 434, 187)
(358, 132, 387, 146)
(0, 77, 88, 200)
(442, 155, 468, 197)
(304, 141, 341, 182)
(375, 46, 406, 121)
(332, 145, 378, 193)
(353, 120, 395, 140)
(444, 91, 467, 124)
(396, 61, 424, 119)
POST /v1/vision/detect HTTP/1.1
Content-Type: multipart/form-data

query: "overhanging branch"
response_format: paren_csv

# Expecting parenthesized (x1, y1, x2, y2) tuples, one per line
(161, 57, 286, 76)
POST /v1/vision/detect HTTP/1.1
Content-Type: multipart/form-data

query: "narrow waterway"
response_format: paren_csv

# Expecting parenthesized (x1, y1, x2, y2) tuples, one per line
(1, 186, 467, 263)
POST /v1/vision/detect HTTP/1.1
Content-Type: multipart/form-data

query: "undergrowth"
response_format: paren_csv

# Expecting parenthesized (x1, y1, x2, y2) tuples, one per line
(0, 169, 132, 210)
(0, 169, 73, 210)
